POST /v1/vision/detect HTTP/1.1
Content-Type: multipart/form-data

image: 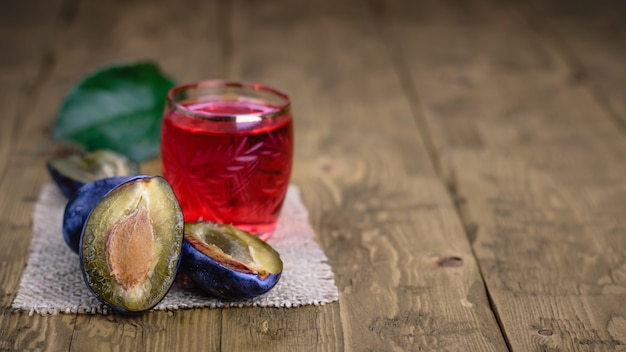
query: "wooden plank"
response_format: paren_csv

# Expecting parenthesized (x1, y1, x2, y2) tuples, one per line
(0, 312, 75, 352)
(0, 0, 223, 351)
(383, 0, 626, 349)
(221, 305, 343, 351)
(444, 151, 626, 350)
(68, 310, 221, 352)
(0, 4, 76, 351)
(224, 0, 507, 350)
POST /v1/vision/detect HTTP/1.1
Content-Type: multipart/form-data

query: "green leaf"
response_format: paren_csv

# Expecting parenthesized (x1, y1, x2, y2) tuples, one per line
(53, 61, 176, 162)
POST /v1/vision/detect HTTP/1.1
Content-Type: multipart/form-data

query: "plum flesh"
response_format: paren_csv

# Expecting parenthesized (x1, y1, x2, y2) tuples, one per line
(47, 149, 139, 198)
(80, 176, 184, 314)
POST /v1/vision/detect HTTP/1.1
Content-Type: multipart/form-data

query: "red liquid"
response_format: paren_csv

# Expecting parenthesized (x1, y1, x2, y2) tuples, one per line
(161, 100, 293, 239)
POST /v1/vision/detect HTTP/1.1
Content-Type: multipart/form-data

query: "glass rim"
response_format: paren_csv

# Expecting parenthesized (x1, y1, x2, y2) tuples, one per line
(166, 80, 291, 122)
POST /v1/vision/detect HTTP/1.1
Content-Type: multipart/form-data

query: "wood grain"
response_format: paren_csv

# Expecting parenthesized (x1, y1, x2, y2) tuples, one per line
(221, 305, 343, 352)
(225, 0, 507, 350)
(0, 0, 78, 346)
(68, 310, 221, 352)
(445, 151, 626, 351)
(0, 0, 66, 308)
(0, 0, 223, 350)
(0, 312, 75, 352)
(382, 0, 626, 350)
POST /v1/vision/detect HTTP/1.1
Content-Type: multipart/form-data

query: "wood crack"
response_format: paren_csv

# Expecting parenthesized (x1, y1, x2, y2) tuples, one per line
(364, 0, 441, 177)
(364, 0, 511, 350)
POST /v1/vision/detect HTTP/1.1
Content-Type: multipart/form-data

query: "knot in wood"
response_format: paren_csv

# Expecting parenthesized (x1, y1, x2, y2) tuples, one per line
(538, 329, 553, 336)
(437, 256, 463, 267)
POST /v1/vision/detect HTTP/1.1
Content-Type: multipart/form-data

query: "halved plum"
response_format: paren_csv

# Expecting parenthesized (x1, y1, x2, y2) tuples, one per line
(80, 176, 184, 314)
(47, 149, 140, 198)
(62, 176, 136, 254)
(181, 222, 283, 300)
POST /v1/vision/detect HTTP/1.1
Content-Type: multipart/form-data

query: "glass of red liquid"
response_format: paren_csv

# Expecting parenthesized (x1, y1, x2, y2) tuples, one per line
(160, 80, 293, 241)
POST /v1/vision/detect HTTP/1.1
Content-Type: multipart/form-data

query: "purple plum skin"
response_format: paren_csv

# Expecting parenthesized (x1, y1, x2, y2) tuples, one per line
(47, 163, 84, 198)
(181, 238, 282, 300)
(62, 176, 137, 253)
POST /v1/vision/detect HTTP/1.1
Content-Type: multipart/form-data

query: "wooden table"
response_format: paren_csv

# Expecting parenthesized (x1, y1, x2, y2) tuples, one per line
(2, 0, 625, 350)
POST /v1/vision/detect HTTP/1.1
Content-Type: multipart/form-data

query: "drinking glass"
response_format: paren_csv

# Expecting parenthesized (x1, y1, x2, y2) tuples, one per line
(160, 80, 293, 241)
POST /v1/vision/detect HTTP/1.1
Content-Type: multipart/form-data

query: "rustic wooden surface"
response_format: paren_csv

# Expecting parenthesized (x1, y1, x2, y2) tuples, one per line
(1, 0, 625, 351)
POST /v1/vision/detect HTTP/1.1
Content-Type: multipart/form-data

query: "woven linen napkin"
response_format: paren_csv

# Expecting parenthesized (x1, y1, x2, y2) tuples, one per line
(12, 183, 338, 315)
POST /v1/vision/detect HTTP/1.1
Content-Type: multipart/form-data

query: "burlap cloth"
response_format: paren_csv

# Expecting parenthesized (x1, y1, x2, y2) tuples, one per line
(12, 183, 338, 315)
